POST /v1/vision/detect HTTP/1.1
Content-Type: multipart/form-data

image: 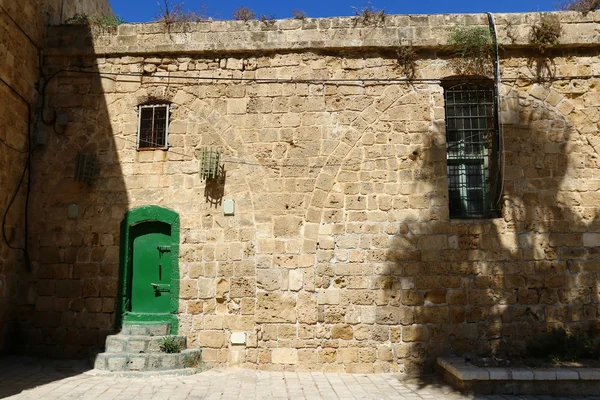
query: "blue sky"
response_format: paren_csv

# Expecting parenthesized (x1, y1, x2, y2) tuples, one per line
(111, 1, 559, 23)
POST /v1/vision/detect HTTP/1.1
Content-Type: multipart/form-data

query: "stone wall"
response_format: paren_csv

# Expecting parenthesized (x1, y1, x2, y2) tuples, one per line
(47, 11, 600, 56)
(22, 11, 600, 370)
(0, 0, 112, 353)
(50, 0, 114, 25)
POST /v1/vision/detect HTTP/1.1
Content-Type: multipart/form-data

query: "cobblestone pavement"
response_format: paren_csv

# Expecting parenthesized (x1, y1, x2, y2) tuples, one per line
(1, 357, 600, 400)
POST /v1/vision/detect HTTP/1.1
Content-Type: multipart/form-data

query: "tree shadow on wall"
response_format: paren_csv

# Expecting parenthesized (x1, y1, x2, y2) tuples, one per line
(10, 22, 129, 359)
(386, 81, 600, 375)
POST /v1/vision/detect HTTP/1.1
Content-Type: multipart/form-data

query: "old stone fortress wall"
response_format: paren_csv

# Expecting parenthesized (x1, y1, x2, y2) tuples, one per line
(6, 7, 600, 372)
(0, 0, 112, 357)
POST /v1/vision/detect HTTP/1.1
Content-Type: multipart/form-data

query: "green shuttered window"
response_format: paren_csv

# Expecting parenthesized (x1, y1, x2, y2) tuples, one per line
(445, 83, 500, 219)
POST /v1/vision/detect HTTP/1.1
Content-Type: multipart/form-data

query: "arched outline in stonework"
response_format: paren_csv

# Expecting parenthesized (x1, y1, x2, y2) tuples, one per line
(302, 84, 430, 243)
(167, 92, 260, 337)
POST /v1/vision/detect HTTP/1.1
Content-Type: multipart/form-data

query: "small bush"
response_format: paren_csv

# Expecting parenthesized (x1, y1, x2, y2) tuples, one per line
(159, 336, 182, 353)
(527, 328, 600, 361)
(556, 0, 600, 12)
(232, 6, 256, 22)
(396, 45, 417, 79)
(65, 13, 125, 27)
(530, 14, 562, 52)
(260, 14, 276, 26)
(156, 0, 209, 24)
(352, 2, 385, 26)
(447, 26, 494, 75)
(291, 10, 307, 20)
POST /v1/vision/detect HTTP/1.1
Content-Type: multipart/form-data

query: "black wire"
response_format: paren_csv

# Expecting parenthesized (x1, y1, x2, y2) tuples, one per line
(0, 64, 32, 267)
(40, 70, 67, 125)
(0, 138, 28, 154)
(62, 68, 600, 85)
(0, 5, 41, 50)
(2, 103, 31, 255)
(40, 66, 97, 125)
(2, 153, 29, 251)
(118, 134, 414, 168)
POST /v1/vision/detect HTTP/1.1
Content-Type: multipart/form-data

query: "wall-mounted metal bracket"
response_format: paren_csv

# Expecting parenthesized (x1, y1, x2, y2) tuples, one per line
(200, 147, 222, 181)
(74, 153, 98, 184)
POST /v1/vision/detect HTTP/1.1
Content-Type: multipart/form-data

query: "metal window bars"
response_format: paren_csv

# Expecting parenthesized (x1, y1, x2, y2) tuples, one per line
(137, 104, 169, 150)
(445, 83, 496, 218)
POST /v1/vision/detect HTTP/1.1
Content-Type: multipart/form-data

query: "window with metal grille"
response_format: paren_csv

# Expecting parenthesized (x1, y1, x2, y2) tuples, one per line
(137, 104, 169, 150)
(444, 83, 500, 219)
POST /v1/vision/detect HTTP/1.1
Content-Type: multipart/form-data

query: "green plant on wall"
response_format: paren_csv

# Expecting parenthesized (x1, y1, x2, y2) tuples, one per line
(530, 14, 562, 53)
(556, 0, 600, 12)
(159, 336, 182, 353)
(447, 26, 494, 76)
(396, 45, 418, 79)
(65, 13, 125, 28)
(352, 2, 386, 26)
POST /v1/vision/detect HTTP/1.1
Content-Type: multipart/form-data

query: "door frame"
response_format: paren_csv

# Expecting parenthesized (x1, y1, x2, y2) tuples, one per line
(116, 205, 180, 333)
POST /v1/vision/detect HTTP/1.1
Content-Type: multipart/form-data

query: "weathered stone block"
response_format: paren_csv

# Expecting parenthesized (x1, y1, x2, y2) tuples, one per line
(272, 348, 298, 364)
(331, 324, 353, 340)
(199, 331, 225, 348)
(317, 289, 340, 305)
(229, 277, 255, 298)
(273, 216, 303, 237)
(402, 326, 430, 342)
(255, 293, 296, 323)
(288, 270, 303, 291)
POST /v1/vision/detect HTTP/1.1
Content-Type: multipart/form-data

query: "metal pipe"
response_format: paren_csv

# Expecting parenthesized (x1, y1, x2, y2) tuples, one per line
(487, 12, 505, 208)
(60, 0, 66, 24)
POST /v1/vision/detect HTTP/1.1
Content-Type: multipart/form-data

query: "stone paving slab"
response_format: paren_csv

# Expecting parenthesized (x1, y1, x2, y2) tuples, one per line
(1, 357, 600, 400)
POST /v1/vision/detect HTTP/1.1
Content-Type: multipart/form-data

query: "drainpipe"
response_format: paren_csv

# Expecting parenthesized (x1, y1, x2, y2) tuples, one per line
(60, 0, 66, 24)
(486, 12, 505, 208)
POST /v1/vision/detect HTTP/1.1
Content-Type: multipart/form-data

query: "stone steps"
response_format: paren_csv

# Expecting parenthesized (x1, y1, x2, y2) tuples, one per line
(105, 334, 187, 353)
(92, 323, 205, 373)
(94, 349, 202, 372)
(120, 323, 171, 336)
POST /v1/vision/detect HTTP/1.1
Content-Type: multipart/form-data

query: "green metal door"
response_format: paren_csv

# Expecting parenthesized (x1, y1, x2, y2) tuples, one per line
(130, 221, 172, 314)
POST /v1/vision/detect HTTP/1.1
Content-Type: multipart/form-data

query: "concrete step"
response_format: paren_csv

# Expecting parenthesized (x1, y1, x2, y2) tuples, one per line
(105, 335, 187, 354)
(93, 349, 202, 372)
(120, 323, 171, 336)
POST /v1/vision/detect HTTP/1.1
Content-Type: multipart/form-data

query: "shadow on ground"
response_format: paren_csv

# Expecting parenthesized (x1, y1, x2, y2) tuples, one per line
(0, 356, 89, 398)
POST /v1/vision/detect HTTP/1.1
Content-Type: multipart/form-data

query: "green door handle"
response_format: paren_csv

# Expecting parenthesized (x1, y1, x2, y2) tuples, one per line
(151, 283, 171, 293)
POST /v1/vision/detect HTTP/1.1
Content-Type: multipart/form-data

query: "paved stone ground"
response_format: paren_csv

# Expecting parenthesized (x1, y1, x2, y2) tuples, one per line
(1, 357, 600, 400)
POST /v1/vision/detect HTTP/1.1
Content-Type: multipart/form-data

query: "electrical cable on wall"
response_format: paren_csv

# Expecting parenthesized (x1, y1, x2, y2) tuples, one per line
(0, 5, 41, 50)
(0, 76, 31, 257)
(0, 88, 32, 271)
(0, 4, 44, 271)
(0, 138, 28, 154)
(47, 67, 600, 86)
(0, 9, 36, 269)
(486, 12, 506, 211)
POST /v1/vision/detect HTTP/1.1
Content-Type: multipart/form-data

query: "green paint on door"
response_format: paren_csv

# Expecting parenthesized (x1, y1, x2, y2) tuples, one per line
(117, 206, 180, 333)
(131, 222, 172, 313)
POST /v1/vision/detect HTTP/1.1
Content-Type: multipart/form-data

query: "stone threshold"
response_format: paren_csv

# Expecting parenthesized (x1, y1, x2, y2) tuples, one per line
(437, 357, 600, 396)
(85, 365, 210, 378)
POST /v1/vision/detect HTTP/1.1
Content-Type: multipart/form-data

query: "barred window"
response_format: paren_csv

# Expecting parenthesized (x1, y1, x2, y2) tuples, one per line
(137, 104, 169, 150)
(445, 83, 500, 218)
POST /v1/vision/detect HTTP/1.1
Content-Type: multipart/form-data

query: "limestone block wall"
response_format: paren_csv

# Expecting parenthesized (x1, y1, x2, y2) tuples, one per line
(0, 0, 112, 353)
(49, 0, 114, 25)
(22, 12, 600, 369)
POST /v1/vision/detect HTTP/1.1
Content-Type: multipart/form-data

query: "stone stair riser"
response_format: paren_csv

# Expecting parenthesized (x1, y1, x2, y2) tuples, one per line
(105, 335, 187, 353)
(93, 349, 202, 372)
(120, 324, 171, 336)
